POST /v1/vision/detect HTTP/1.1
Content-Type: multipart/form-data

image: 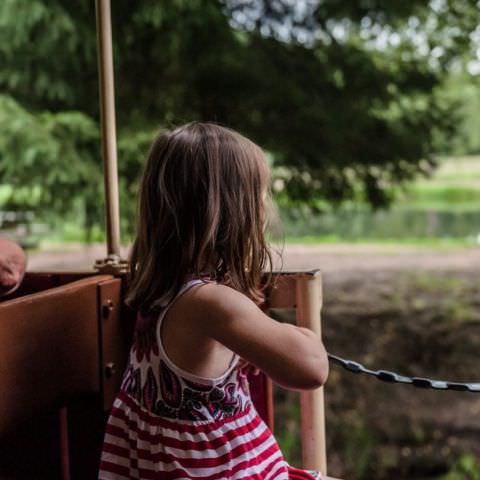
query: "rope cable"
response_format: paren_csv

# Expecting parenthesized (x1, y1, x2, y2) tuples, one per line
(328, 353, 480, 393)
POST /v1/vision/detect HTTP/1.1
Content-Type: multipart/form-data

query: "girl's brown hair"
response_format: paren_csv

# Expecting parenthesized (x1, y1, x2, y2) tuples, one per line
(126, 122, 275, 314)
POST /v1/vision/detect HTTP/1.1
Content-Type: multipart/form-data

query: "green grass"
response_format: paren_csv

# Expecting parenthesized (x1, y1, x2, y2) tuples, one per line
(435, 155, 480, 174)
(281, 235, 476, 248)
(401, 185, 480, 204)
(409, 272, 465, 291)
(440, 454, 480, 480)
(399, 156, 480, 204)
(392, 202, 480, 211)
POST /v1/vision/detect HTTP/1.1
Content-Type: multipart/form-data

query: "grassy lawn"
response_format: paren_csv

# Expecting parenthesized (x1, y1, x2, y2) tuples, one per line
(400, 155, 480, 206)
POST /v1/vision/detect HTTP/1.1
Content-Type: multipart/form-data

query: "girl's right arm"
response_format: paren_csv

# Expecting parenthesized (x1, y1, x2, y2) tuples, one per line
(190, 282, 329, 391)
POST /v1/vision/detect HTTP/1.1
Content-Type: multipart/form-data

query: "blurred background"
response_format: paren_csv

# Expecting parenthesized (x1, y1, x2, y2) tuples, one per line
(1, 1, 479, 478)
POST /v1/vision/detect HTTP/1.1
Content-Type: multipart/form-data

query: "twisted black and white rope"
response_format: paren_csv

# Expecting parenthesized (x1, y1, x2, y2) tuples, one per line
(328, 353, 480, 393)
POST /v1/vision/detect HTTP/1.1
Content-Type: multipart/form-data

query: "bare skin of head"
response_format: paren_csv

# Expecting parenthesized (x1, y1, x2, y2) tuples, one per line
(0, 239, 27, 296)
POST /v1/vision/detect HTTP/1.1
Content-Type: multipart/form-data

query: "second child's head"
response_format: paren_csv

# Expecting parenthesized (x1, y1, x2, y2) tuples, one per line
(127, 122, 275, 314)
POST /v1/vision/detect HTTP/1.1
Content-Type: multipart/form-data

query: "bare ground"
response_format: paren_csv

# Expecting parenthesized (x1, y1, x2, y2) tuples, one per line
(27, 242, 480, 273)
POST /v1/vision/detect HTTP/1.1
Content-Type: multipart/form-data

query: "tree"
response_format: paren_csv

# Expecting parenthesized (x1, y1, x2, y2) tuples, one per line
(0, 0, 478, 238)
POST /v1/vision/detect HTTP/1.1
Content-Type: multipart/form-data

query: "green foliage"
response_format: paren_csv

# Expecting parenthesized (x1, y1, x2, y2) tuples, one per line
(442, 454, 480, 480)
(0, 94, 104, 239)
(117, 128, 158, 238)
(0, 0, 478, 237)
(442, 75, 480, 155)
(273, 391, 302, 464)
(343, 419, 378, 480)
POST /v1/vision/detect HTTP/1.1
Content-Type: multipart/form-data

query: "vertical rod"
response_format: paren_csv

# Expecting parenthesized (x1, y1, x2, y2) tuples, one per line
(296, 272, 327, 475)
(59, 407, 71, 480)
(95, 0, 121, 256)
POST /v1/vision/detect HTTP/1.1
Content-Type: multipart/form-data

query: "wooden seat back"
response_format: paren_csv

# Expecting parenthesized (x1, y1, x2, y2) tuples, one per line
(0, 272, 132, 479)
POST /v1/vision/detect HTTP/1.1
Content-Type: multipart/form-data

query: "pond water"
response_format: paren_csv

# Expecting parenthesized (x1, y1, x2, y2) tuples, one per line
(280, 207, 480, 242)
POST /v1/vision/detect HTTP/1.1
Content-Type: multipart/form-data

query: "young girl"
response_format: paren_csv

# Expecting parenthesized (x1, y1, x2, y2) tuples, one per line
(98, 122, 336, 480)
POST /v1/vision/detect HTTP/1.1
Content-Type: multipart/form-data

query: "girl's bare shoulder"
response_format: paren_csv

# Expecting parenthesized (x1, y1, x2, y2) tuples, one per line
(186, 281, 258, 319)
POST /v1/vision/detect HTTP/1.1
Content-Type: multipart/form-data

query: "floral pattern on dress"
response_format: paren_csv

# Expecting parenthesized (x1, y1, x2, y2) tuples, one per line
(121, 317, 251, 422)
(123, 358, 250, 421)
(159, 359, 182, 409)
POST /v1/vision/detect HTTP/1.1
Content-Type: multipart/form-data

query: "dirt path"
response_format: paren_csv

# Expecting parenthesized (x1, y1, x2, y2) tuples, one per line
(27, 242, 480, 273)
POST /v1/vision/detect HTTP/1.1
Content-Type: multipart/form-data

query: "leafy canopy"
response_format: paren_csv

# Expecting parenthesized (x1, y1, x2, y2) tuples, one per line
(0, 0, 478, 237)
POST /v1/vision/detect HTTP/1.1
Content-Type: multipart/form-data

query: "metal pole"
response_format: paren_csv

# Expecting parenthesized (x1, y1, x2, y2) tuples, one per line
(95, 0, 121, 257)
(296, 271, 327, 475)
(59, 407, 71, 480)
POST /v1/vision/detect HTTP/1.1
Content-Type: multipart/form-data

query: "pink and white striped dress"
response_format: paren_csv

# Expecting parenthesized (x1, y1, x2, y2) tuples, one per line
(99, 278, 322, 479)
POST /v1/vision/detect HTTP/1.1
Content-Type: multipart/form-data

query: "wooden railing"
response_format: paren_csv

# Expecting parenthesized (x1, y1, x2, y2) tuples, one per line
(267, 269, 327, 475)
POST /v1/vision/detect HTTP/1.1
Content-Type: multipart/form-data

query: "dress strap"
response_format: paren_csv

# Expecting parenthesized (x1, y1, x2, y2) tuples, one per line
(156, 278, 240, 385)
